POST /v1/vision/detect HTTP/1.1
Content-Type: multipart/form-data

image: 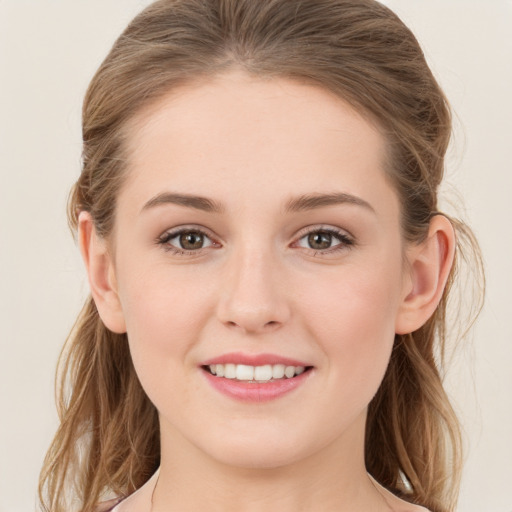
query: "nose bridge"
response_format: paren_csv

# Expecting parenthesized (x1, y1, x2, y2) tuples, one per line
(217, 238, 290, 333)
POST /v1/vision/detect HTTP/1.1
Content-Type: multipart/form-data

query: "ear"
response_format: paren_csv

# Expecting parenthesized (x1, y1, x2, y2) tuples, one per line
(78, 211, 126, 334)
(395, 215, 455, 335)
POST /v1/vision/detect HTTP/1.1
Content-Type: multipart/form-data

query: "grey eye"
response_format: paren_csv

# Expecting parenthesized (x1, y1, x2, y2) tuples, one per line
(307, 232, 333, 250)
(161, 229, 214, 251)
(295, 228, 353, 253)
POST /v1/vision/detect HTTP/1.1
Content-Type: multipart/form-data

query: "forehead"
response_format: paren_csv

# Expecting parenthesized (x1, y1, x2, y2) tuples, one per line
(120, 70, 397, 219)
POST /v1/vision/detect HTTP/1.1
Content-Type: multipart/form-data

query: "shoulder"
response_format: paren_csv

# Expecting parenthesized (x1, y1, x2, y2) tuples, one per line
(95, 497, 124, 512)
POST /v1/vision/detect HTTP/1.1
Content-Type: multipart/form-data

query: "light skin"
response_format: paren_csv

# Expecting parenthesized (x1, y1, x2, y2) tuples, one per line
(79, 71, 454, 511)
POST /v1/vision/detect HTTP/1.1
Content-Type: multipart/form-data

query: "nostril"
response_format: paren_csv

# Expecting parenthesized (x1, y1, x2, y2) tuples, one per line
(224, 320, 281, 330)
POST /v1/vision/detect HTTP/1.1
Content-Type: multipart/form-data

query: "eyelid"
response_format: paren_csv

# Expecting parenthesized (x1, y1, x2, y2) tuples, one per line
(294, 224, 354, 241)
(156, 225, 221, 255)
(292, 225, 355, 254)
(156, 224, 355, 257)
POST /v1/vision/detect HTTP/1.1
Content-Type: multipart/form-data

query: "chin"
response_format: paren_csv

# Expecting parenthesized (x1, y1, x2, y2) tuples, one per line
(196, 422, 333, 471)
(209, 443, 307, 471)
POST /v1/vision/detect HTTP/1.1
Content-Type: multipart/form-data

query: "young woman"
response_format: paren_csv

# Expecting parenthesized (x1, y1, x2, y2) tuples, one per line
(38, 1, 483, 511)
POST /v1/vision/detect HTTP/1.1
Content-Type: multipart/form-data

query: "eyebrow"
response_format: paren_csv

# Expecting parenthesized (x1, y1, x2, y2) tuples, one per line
(140, 191, 375, 215)
(141, 192, 225, 214)
(284, 192, 375, 214)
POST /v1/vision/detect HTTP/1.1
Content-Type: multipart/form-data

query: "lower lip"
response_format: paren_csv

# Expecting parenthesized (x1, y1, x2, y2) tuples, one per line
(201, 368, 312, 403)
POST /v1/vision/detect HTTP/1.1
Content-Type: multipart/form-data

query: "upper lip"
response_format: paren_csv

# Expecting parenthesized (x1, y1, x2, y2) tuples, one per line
(201, 352, 311, 367)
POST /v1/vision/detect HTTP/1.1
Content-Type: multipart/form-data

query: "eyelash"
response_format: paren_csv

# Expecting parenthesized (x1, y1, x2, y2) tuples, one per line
(156, 226, 355, 257)
(157, 227, 218, 256)
(293, 226, 355, 255)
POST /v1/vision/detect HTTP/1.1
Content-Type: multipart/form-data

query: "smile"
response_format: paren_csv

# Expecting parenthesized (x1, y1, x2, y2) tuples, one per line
(205, 363, 307, 382)
(200, 354, 314, 402)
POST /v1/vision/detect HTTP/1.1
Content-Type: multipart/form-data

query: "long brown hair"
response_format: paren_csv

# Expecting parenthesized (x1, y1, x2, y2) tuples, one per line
(38, 1, 484, 511)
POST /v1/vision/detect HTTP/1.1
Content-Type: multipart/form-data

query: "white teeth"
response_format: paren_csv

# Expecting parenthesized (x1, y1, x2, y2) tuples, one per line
(284, 366, 295, 378)
(236, 364, 254, 381)
(254, 365, 272, 381)
(272, 364, 285, 379)
(206, 363, 308, 381)
(224, 364, 236, 379)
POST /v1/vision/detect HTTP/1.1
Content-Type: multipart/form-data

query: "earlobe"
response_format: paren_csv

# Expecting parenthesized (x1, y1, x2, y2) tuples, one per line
(78, 211, 127, 334)
(395, 215, 455, 335)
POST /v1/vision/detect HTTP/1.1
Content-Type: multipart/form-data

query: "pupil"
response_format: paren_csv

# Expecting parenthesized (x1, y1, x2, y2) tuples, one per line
(308, 232, 332, 250)
(180, 232, 203, 250)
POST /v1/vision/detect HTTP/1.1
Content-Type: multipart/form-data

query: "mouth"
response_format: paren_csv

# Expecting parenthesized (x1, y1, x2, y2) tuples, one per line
(202, 363, 313, 383)
(199, 353, 314, 401)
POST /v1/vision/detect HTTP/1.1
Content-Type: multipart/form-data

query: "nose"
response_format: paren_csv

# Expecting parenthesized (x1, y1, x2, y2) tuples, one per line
(216, 245, 291, 335)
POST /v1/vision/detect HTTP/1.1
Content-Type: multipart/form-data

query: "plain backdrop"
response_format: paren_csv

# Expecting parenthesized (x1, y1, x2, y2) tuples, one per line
(0, 1, 511, 511)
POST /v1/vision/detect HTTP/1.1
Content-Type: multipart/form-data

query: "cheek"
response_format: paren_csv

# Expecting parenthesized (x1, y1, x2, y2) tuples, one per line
(116, 267, 220, 424)
(298, 261, 402, 398)
(116, 264, 214, 382)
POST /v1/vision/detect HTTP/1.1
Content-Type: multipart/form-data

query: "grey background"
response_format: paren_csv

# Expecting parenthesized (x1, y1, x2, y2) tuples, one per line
(1, 1, 511, 511)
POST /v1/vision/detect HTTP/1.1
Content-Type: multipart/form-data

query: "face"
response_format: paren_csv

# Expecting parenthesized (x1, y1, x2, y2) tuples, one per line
(108, 71, 411, 470)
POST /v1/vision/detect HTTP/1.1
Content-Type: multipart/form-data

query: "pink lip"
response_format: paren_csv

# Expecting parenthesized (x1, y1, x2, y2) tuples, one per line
(201, 352, 310, 367)
(201, 368, 312, 403)
(199, 352, 313, 403)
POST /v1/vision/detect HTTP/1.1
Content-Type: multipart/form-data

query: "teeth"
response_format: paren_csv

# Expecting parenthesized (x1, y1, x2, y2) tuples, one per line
(225, 364, 236, 379)
(284, 366, 295, 378)
(254, 365, 272, 381)
(236, 364, 254, 381)
(206, 363, 308, 381)
(272, 364, 285, 379)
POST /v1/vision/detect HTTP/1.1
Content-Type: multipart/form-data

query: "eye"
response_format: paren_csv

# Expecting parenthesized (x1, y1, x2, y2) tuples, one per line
(295, 227, 354, 253)
(157, 228, 217, 254)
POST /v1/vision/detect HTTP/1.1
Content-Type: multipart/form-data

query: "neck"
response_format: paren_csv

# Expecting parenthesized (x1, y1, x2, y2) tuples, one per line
(151, 411, 393, 512)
